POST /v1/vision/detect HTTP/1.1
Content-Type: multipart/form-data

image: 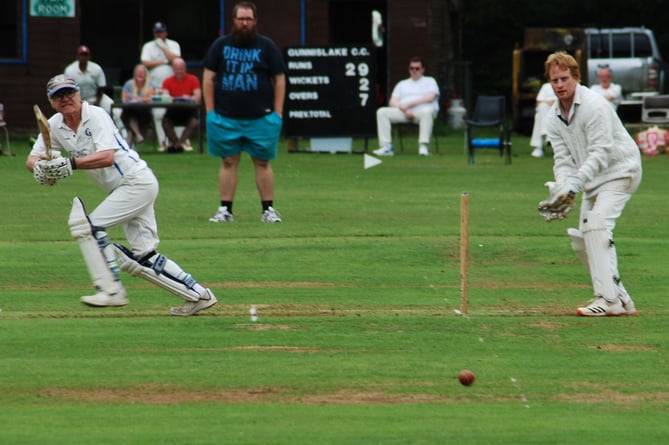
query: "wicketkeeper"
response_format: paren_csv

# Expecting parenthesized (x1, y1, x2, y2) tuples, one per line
(538, 52, 642, 317)
(26, 74, 218, 316)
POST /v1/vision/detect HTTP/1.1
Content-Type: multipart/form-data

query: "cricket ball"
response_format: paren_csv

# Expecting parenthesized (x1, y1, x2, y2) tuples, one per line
(459, 369, 475, 386)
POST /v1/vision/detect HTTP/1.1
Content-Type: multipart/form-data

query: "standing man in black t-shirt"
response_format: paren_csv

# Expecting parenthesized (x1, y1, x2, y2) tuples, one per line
(203, 1, 286, 223)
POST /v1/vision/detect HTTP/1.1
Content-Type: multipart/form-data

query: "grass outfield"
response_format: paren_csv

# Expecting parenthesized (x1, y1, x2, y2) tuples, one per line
(1, 129, 668, 444)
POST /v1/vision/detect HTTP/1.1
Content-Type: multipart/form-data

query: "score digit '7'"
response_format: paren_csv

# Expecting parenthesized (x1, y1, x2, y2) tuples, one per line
(345, 62, 370, 106)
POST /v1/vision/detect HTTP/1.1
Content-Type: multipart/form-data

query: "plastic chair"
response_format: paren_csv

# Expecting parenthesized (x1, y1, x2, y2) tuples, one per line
(0, 103, 12, 156)
(641, 95, 669, 124)
(466, 96, 511, 164)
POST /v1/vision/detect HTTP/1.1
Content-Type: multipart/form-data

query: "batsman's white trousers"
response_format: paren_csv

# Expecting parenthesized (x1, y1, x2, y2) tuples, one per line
(376, 106, 436, 147)
(88, 168, 160, 257)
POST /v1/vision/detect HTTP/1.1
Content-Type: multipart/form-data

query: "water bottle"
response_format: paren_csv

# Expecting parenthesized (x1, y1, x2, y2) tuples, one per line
(249, 305, 258, 322)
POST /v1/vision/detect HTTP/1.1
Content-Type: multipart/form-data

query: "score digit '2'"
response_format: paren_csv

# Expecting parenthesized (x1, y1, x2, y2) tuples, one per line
(344, 62, 370, 107)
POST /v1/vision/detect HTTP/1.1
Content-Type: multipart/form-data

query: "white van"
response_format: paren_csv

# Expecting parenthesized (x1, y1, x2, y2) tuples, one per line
(586, 27, 665, 99)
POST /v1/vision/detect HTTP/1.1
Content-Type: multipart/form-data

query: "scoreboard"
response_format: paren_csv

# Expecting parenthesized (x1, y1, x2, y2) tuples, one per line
(283, 45, 377, 138)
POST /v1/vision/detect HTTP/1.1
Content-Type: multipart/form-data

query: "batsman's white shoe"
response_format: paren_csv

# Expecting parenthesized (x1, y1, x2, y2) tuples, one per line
(373, 146, 394, 156)
(261, 206, 282, 223)
(209, 206, 234, 222)
(170, 289, 218, 316)
(81, 290, 128, 307)
(623, 299, 638, 316)
(419, 144, 430, 156)
(577, 297, 625, 317)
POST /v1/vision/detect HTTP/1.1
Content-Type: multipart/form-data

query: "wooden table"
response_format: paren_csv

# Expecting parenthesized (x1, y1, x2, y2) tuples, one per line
(112, 101, 204, 153)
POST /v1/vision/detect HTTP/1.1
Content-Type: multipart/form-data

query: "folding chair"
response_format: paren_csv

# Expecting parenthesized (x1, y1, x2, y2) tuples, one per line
(393, 121, 440, 153)
(641, 95, 669, 124)
(0, 103, 12, 156)
(466, 96, 511, 164)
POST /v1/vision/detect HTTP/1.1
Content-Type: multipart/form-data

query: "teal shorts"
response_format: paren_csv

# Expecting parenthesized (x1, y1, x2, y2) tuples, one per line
(206, 110, 282, 161)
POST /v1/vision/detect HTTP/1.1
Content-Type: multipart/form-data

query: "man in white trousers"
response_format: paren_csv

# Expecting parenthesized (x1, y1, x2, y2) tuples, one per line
(374, 57, 440, 156)
(26, 74, 217, 316)
(529, 82, 557, 158)
(538, 52, 642, 317)
(140, 21, 181, 151)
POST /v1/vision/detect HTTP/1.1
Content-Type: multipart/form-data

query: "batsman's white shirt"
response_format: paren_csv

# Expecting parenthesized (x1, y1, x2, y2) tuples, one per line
(30, 102, 160, 255)
(31, 102, 149, 193)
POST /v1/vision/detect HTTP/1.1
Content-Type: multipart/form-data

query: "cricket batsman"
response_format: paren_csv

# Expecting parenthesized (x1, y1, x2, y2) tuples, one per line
(537, 52, 642, 317)
(26, 74, 217, 316)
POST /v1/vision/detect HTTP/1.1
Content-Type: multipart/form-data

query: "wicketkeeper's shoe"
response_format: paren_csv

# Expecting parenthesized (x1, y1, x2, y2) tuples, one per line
(81, 290, 129, 307)
(576, 297, 625, 317)
(209, 206, 234, 222)
(170, 289, 218, 316)
(261, 206, 282, 223)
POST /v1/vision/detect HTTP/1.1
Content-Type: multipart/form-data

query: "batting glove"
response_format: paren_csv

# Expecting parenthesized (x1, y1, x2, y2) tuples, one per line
(43, 156, 74, 180)
(33, 160, 58, 186)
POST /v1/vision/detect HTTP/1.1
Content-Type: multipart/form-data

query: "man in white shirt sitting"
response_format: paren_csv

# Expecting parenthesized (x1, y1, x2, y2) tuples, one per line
(590, 66, 622, 110)
(374, 57, 440, 156)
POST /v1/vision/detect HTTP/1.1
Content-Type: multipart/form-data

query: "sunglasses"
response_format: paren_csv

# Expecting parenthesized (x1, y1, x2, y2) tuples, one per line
(49, 89, 78, 101)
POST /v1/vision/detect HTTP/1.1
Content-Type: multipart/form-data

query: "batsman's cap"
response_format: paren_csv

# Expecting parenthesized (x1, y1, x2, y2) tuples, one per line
(46, 74, 80, 97)
(152, 21, 168, 32)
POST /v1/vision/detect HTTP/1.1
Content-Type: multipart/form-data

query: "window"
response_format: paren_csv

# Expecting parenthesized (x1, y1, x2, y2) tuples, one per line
(633, 33, 653, 58)
(611, 33, 631, 58)
(0, 0, 26, 62)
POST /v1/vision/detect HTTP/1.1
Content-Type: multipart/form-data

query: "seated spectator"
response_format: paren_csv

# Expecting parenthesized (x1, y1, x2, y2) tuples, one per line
(64, 45, 114, 114)
(161, 58, 201, 153)
(590, 66, 622, 110)
(530, 82, 557, 158)
(374, 57, 440, 156)
(121, 64, 156, 146)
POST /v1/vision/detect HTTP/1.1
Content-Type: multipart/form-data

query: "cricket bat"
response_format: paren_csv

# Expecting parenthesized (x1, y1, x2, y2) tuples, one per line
(33, 104, 52, 160)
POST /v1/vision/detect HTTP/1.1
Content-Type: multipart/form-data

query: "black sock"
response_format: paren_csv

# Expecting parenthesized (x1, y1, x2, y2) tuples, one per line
(261, 201, 273, 211)
(220, 201, 233, 213)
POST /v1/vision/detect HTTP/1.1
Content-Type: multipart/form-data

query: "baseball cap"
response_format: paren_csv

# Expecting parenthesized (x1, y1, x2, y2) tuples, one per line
(153, 21, 168, 32)
(46, 74, 80, 97)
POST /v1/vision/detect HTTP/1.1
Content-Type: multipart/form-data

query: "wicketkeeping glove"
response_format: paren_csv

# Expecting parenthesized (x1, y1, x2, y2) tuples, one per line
(33, 160, 58, 186)
(537, 181, 576, 222)
(43, 156, 75, 180)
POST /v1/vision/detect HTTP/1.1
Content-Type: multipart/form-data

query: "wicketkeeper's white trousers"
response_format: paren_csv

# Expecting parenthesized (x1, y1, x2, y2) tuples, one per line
(576, 174, 641, 302)
(579, 174, 641, 234)
(376, 106, 436, 148)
